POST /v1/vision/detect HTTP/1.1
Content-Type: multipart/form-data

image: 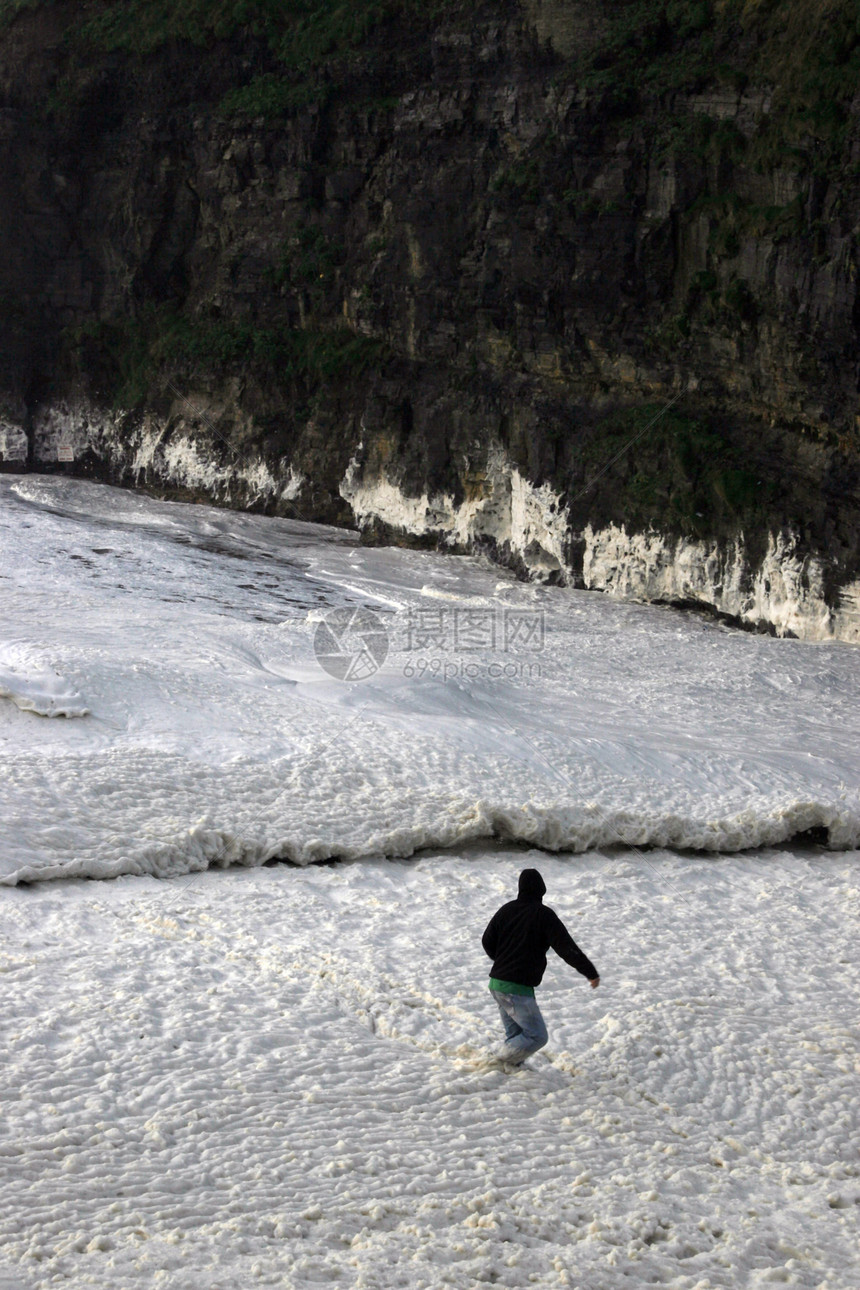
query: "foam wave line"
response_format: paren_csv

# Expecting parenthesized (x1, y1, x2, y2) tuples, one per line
(2, 797, 857, 886)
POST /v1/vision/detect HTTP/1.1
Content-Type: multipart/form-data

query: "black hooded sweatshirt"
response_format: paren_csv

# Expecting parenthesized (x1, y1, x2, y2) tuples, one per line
(482, 869, 598, 989)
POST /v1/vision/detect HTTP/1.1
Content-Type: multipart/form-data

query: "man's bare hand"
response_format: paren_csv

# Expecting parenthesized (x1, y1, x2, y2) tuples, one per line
(589, 976, 600, 989)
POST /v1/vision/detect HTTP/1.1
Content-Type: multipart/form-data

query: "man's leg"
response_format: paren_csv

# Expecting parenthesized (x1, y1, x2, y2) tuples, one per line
(492, 992, 548, 1064)
(491, 990, 524, 1047)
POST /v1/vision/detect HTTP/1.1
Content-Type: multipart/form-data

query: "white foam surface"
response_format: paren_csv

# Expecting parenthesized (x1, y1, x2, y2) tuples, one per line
(0, 851, 857, 1288)
(1, 475, 859, 885)
(1, 476, 857, 1288)
(0, 643, 89, 717)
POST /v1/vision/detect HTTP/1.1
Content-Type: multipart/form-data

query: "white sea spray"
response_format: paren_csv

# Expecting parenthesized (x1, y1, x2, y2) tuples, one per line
(581, 523, 860, 643)
(30, 399, 304, 507)
(341, 442, 571, 575)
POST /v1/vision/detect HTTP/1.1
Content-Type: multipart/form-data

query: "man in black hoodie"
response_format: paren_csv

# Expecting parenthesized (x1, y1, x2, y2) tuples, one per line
(482, 868, 599, 1065)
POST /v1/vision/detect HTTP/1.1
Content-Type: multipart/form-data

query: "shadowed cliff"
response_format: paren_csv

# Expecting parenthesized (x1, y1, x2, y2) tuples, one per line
(1, 0, 859, 637)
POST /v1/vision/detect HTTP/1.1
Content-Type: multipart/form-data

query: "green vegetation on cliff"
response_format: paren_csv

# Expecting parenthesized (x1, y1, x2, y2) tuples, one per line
(5, 0, 860, 130)
(67, 310, 387, 408)
(82, 0, 425, 111)
(577, 405, 774, 538)
(2, 0, 425, 48)
(1, 0, 451, 113)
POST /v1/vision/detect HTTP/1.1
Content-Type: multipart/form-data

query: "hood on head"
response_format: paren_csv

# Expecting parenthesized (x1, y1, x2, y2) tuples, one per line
(518, 868, 546, 901)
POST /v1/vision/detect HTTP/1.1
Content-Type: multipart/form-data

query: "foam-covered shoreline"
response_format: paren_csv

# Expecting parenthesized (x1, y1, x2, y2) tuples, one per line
(3, 475, 858, 889)
(7, 400, 860, 641)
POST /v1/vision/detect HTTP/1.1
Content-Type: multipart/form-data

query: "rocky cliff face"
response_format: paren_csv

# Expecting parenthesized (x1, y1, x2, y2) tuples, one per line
(1, 0, 859, 640)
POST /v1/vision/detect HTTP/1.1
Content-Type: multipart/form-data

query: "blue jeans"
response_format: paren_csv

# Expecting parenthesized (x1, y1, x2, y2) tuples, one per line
(491, 990, 549, 1063)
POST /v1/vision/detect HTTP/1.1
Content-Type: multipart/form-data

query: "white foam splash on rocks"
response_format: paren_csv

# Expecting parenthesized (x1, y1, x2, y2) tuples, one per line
(0, 420, 28, 463)
(30, 400, 304, 507)
(9, 401, 859, 643)
(581, 523, 860, 643)
(129, 416, 303, 503)
(341, 454, 859, 643)
(341, 443, 569, 575)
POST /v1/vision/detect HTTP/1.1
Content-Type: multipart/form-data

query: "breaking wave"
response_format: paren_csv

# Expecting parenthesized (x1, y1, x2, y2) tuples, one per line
(3, 795, 857, 887)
